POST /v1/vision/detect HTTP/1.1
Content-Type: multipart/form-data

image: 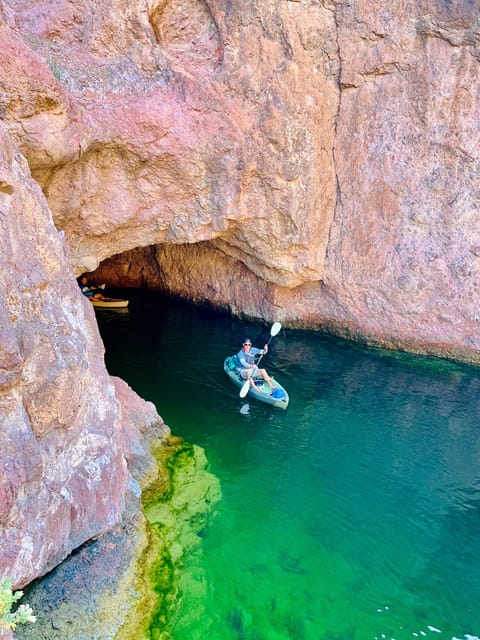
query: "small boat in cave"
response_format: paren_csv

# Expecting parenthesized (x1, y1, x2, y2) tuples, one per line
(223, 355, 289, 409)
(90, 297, 129, 309)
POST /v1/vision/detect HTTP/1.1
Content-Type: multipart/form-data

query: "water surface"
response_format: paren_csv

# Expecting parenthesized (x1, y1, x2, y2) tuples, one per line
(97, 291, 480, 640)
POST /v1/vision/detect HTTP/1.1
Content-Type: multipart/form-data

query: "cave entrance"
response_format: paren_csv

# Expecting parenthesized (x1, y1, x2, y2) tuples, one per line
(81, 241, 275, 321)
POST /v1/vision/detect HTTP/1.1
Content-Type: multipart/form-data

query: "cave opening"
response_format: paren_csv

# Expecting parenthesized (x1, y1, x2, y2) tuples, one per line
(80, 241, 277, 322)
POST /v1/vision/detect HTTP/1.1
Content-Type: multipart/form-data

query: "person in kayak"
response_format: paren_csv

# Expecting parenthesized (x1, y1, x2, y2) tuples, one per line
(237, 339, 275, 390)
(78, 276, 108, 301)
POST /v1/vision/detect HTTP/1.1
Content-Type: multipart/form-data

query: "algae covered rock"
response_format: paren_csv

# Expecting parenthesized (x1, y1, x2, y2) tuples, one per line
(137, 440, 222, 639)
(14, 437, 220, 640)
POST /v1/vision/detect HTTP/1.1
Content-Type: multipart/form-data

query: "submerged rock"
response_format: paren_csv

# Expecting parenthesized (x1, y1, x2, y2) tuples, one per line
(139, 440, 221, 639)
(14, 437, 220, 640)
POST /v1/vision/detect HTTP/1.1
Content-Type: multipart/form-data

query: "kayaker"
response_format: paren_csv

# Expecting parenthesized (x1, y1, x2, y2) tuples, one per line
(237, 339, 275, 390)
(78, 276, 108, 301)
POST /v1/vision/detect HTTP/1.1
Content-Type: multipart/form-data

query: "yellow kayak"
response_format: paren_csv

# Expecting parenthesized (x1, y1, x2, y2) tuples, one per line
(90, 297, 129, 308)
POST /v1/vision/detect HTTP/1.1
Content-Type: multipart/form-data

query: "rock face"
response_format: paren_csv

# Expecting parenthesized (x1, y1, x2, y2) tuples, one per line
(0, 0, 478, 614)
(0, 0, 338, 285)
(1, 0, 480, 578)
(0, 121, 167, 589)
(328, 1, 480, 358)
(1, 0, 478, 361)
(13, 438, 220, 640)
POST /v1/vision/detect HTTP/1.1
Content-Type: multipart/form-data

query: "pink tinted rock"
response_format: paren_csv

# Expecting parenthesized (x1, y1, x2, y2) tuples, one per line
(0, 0, 478, 600)
(1, 0, 337, 287)
(324, 1, 480, 358)
(0, 0, 479, 368)
(0, 122, 162, 588)
(86, 0, 480, 362)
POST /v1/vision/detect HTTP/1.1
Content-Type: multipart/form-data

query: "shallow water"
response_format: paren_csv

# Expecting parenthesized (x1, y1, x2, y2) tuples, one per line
(97, 291, 480, 640)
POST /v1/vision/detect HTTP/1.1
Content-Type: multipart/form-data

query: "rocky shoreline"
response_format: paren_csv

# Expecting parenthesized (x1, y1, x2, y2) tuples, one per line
(14, 436, 220, 640)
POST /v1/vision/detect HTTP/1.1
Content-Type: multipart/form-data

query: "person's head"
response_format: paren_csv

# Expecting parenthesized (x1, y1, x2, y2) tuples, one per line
(242, 339, 252, 351)
(81, 276, 88, 284)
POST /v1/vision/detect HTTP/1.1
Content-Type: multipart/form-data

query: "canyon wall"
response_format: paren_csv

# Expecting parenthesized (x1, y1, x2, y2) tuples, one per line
(0, 119, 167, 590)
(329, 1, 480, 359)
(1, 0, 478, 362)
(0, 0, 479, 593)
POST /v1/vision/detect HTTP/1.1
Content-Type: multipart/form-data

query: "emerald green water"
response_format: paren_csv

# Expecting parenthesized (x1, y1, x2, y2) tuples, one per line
(97, 291, 480, 640)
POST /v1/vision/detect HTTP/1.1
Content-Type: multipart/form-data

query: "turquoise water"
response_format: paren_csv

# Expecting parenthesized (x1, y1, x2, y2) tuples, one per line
(97, 291, 480, 640)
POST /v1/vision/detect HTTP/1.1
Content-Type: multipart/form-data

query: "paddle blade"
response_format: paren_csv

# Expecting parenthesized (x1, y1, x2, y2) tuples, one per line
(239, 380, 250, 398)
(270, 321, 282, 337)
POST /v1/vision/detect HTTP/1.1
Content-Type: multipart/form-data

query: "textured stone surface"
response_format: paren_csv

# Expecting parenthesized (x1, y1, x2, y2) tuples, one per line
(1, 0, 337, 287)
(13, 494, 151, 640)
(0, 122, 167, 589)
(53, 0, 478, 362)
(13, 439, 220, 640)
(0, 0, 478, 625)
(325, 0, 480, 358)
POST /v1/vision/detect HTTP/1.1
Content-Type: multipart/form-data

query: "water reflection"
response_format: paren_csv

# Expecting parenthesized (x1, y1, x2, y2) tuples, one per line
(97, 290, 480, 639)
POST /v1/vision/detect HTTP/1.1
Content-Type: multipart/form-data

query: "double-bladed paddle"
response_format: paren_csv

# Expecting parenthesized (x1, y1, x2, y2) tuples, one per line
(239, 322, 282, 398)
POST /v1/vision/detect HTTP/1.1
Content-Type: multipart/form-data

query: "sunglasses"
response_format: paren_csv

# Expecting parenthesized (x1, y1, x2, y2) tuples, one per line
(243, 343, 252, 346)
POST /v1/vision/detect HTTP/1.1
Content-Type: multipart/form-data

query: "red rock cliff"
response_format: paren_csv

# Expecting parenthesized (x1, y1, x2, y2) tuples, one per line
(0, 119, 166, 589)
(0, 0, 479, 585)
(1, 0, 479, 362)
